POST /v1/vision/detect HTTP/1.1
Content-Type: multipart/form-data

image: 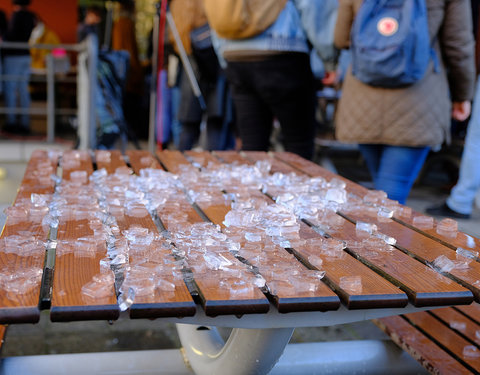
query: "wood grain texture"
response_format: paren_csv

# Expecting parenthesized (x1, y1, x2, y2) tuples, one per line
(94, 150, 126, 174)
(0, 150, 58, 323)
(374, 315, 472, 375)
(51, 152, 119, 322)
(125, 150, 161, 175)
(94, 151, 196, 319)
(404, 311, 480, 373)
(342, 210, 480, 301)
(431, 307, 480, 346)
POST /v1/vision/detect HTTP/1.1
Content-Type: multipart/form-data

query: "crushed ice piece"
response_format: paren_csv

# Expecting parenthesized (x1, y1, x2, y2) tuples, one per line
(456, 247, 478, 260)
(412, 215, 434, 230)
(377, 207, 394, 219)
(339, 276, 362, 293)
(267, 280, 297, 296)
(253, 275, 266, 288)
(245, 232, 262, 242)
(81, 272, 114, 299)
(374, 232, 397, 246)
(356, 221, 377, 234)
(118, 287, 135, 311)
(465, 234, 477, 249)
(432, 255, 455, 273)
(308, 254, 323, 268)
(463, 345, 480, 358)
(70, 170, 88, 184)
(395, 206, 412, 219)
(475, 330, 480, 341)
(363, 190, 387, 203)
(436, 218, 458, 238)
(203, 253, 233, 270)
(450, 321, 466, 331)
(362, 237, 395, 252)
(224, 280, 255, 298)
(156, 278, 176, 292)
(96, 150, 111, 163)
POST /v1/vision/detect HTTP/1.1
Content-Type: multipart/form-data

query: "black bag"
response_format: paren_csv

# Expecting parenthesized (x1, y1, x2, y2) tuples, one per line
(190, 23, 220, 82)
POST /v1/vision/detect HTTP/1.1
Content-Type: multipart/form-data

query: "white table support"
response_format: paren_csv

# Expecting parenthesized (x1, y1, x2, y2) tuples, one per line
(176, 324, 294, 375)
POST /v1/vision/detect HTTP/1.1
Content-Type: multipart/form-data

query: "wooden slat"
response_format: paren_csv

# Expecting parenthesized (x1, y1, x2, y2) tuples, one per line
(456, 302, 480, 325)
(404, 311, 480, 373)
(94, 150, 126, 174)
(129, 151, 271, 316)
(50, 151, 119, 322)
(99, 152, 196, 319)
(342, 209, 480, 301)
(125, 150, 161, 175)
(374, 315, 473, 375)
(431, 307, 480, 346)
(156, 149, 192, 174)
(395, 211, 480, 256)
(0, 150, 57, 323)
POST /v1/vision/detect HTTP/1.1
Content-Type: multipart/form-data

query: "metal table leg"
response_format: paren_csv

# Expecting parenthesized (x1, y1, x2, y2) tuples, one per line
(176, 324, 294, 375)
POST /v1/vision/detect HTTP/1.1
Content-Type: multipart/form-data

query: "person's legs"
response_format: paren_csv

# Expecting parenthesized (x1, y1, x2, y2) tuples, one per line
(446, 78, 480, 215)
(16, 55, 32, 129)
(178, 121, 201, 151)
(358, 144, 383, 181)
(255, 54, 316, 160)
(226, 62, 273, 152)
(374, 145, 430, 204)
(3, 56, 19, 126)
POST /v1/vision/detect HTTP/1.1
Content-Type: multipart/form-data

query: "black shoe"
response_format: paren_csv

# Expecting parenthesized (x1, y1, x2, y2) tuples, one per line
(425, 202, 470, 219)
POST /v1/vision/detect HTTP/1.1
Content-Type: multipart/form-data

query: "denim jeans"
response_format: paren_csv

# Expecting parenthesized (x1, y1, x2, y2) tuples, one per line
(3, 55, 31, 127)
(359, 144, 430, 204)
(447, 77, 480, 215)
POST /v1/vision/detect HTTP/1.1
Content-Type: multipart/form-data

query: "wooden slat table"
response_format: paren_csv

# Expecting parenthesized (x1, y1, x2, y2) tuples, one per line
(1, 150, 479, 375)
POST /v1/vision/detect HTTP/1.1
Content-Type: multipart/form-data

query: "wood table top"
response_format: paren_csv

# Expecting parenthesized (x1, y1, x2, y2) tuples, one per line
(0, 150, 477, 324)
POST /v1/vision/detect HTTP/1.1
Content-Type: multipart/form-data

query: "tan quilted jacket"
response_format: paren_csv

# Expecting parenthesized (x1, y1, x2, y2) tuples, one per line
(334, 0, 476, 147)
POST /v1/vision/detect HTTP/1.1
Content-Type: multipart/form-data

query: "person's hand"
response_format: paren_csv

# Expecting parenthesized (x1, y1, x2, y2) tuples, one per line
(452, 101, 471, 122)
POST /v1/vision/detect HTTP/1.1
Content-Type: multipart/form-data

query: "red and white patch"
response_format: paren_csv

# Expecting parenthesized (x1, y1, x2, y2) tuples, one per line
(377, 17, 398, 36)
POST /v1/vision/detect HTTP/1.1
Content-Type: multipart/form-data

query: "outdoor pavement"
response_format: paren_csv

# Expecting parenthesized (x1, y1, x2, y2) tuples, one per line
(0, 146, 479, 358)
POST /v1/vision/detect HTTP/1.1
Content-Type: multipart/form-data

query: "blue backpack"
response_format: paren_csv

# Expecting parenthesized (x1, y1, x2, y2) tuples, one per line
(350, 0, 433, 88)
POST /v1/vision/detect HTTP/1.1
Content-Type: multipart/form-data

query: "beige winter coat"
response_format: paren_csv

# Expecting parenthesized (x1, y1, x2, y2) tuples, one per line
(334, 0, 476, 147)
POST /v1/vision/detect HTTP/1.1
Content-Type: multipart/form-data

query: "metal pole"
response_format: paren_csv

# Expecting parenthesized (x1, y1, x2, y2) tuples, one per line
(87, 35, 98, 150)
(166, 10, 206, 111)
(46, 54, 55, 143)
(148, 2, 161, 154)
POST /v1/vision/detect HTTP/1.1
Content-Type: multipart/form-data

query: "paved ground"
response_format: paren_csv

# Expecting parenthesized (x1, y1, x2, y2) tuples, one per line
(0, 147, 479, 357)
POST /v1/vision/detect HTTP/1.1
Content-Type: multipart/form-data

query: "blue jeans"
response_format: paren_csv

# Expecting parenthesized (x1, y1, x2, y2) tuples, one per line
(3, 55, 32, 127)
(359, 144, 430, 204)
(447, 77, 480, 215)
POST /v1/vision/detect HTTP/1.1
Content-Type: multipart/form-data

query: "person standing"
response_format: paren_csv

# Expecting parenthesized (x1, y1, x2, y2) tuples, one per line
(204, 0, 339, 160)
(334, 0, 475, 204)
(426, 0, 480, 218)
(112, 0, 145, 140)
(3, 0, 36, 134)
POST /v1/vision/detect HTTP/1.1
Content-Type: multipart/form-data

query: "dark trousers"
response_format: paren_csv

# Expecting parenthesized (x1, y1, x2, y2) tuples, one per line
(225, 53, 316, 160)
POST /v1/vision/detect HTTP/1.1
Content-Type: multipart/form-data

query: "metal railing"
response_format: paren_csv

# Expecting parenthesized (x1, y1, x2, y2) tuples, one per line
(0, 36, 97, 148)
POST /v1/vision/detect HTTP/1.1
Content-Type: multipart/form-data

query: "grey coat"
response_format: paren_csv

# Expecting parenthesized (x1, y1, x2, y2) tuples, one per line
(334, 0, 476, 147)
